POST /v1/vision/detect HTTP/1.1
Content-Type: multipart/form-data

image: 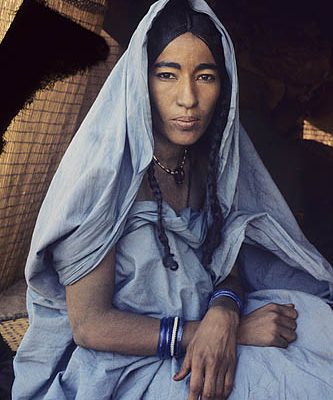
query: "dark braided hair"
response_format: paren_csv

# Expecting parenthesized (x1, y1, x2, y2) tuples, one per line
(201, 91, 230, 267)
(147, 0, 231, 270)
(147, 163, 179, 270)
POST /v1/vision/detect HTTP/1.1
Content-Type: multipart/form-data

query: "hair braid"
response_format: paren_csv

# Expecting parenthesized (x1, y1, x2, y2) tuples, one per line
(201, 89, 230, 268)
(202, 117, 224, 267)
(147, 163, 179, 270)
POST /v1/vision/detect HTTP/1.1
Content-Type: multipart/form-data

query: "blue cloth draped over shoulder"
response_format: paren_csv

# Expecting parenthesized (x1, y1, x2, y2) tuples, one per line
(13, 0, 333, 399)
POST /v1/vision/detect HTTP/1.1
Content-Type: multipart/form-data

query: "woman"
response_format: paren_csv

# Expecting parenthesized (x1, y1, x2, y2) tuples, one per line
(13, 0, 333, 399)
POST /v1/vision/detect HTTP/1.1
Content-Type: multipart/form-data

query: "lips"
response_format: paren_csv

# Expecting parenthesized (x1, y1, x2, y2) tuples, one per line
(172, 116, 200, 130)
(174, 116, 199, 122)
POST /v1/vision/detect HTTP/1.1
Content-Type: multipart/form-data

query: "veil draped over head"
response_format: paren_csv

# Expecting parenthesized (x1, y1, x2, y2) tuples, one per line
(25, 0, 333, 305)
(12, 1, 333, 399)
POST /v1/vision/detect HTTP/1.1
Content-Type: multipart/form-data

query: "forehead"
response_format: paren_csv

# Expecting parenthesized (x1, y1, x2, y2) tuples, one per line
(154, 32, 216, 64)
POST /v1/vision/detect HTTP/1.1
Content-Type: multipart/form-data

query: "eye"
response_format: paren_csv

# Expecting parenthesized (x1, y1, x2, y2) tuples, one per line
(156, 72, 176, 80)
(197, 74, 216, 82)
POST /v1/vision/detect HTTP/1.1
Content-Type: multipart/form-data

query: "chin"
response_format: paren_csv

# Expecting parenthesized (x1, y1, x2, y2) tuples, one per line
(167, 130, 205, 147)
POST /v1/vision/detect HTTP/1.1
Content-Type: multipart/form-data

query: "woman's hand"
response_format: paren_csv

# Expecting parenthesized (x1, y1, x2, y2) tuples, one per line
(174, 305, 239, 400)
(238, 303, 298, 348)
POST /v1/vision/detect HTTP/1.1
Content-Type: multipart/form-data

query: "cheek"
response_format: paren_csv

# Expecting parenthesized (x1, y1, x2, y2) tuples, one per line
(202, 89, 220, 121)
(149, 85, 169, 119)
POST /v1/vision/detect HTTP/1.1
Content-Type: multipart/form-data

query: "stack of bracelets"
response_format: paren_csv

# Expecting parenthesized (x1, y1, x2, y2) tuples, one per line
(157, 289, 243, 359)
(208, 289, 243, 312)
(157, 317, 184, 359)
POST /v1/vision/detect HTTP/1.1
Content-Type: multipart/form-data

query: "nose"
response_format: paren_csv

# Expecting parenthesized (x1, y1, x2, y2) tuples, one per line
(176, 77, 198, 109)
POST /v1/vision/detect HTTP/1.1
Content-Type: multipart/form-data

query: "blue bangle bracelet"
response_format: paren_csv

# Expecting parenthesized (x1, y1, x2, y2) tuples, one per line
(165, 317, 174, 359)
(158, 316, 185, 359)
(157, 318, 167, 359)
(209, 289, 243, 312)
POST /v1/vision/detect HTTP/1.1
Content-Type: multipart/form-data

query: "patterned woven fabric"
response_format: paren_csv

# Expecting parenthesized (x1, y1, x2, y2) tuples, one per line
(0, 0, 122, 292)
(61, 0, 106, 14)
(0, 317, 29, 352)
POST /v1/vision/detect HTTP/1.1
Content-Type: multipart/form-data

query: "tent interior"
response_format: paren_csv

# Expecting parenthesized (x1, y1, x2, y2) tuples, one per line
(0, 0, 332, 396)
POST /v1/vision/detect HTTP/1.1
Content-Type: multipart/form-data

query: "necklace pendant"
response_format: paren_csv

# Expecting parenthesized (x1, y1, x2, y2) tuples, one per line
(174, 168, 185, 185)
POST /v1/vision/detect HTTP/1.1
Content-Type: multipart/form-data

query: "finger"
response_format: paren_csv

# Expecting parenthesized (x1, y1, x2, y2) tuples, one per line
(278, 315, 297, 331)
(277, 304, 298, 319)
(201, 365, 217, 400)
(275, 334, 289, 348)
(223, 363, 236, 399)
(173, 354, 191, 381)
(188, 363, 204, 400)
(279, 326, 297, 344)
(215, 368, 226, 399)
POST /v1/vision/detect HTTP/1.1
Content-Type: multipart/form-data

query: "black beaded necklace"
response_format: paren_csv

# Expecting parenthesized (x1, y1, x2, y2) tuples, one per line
(152, 148, 188, 185)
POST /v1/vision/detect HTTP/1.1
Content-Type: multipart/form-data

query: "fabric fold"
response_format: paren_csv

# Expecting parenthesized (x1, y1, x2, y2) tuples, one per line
(13, 1, 333, 399)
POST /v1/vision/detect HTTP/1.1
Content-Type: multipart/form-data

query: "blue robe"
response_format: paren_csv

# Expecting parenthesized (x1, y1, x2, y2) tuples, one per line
(13, 0, 333, 398)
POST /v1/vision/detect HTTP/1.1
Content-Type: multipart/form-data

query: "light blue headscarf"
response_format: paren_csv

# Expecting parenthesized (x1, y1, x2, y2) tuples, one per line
(25, 0, 333, 306)
(13, 2, 333, 399)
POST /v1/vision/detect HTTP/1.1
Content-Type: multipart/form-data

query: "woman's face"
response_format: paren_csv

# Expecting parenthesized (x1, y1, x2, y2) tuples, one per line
(149, 32, 221, 147)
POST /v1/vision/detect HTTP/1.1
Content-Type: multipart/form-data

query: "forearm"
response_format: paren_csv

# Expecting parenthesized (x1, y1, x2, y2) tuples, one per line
(74, 307, 160, 355)
(215, 265, 244, 296)
(74, 306, 201, 356)
(210, 262, 244, 315)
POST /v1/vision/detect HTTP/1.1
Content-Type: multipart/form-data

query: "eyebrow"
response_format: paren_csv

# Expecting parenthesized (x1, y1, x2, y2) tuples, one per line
(195, 63, 218, 72)
(153, 62, 218, 72)
(154, 62, 181, 69)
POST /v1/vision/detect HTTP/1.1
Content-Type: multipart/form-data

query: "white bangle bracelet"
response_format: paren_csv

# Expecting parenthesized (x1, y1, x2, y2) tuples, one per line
(170, 316, 179, 357)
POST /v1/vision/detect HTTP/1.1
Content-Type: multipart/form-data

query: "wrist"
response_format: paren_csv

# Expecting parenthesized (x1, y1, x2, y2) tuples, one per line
(210, 296, 241, 316)
(208, 288, 243, 315)
(207, 302, 240, 329)
(181, 321, 200, 352)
